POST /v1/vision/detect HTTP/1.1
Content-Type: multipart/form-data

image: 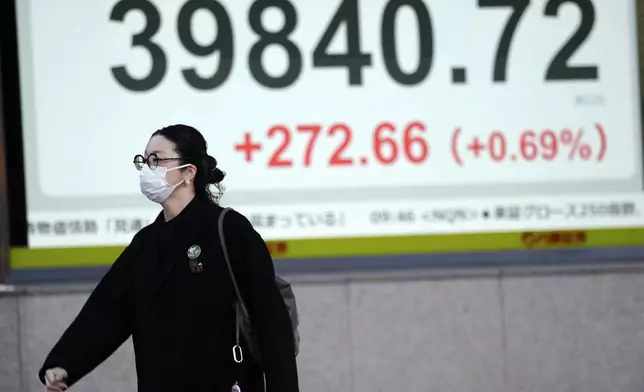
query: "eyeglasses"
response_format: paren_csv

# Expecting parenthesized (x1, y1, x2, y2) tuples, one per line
(133, 153, 182, 170)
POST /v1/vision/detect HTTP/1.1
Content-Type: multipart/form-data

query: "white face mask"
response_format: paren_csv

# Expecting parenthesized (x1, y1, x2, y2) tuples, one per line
(139, 164, 190, 204)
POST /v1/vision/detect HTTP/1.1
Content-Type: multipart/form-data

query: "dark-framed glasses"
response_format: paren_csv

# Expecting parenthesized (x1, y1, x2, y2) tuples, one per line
(133, 153, 182, 170)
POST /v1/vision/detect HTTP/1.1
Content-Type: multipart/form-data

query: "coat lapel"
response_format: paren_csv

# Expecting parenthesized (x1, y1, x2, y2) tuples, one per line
(163, 203, 208, 277)
(137, 198, 210, 315)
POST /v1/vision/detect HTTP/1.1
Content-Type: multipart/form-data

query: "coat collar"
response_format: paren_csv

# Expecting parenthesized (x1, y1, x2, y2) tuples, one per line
(151, 195, 204, 226)
(150, 196, 211, 263)
(138, 197, 214, 310)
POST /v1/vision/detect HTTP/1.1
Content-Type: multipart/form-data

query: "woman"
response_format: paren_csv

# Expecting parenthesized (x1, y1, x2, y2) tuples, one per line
(40, 125, 299, 392)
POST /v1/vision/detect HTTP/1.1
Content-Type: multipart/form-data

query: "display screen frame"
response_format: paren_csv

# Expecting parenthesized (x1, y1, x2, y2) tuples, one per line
(2, 0, 644, 284)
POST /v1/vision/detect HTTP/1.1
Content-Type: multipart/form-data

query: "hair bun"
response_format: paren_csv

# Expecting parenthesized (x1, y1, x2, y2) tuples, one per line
(211, 168, 226, 183)
(206, 155, 217, 171)
(205, 155, 225, 183)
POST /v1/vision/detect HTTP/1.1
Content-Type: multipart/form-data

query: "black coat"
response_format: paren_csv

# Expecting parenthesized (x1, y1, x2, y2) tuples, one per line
(39, 198, 299, 392)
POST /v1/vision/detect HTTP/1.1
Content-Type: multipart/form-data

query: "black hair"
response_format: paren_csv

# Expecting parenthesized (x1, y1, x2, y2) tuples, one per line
(152, 124, 225, 203)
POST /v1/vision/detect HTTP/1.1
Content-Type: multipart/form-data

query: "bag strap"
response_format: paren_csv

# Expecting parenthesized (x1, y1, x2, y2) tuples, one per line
(218, 207, 250, 317)
(218, 207, 248, 364)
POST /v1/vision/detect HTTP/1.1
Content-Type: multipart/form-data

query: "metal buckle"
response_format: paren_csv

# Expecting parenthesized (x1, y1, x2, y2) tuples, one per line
(233, 345, 243, 363)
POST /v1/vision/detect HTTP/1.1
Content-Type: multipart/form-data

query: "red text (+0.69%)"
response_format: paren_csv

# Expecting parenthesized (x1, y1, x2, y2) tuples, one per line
(232, 121, 608, 168)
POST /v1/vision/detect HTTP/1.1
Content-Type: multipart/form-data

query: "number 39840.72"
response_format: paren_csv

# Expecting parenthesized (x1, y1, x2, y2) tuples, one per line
(109, 0, 599, 92)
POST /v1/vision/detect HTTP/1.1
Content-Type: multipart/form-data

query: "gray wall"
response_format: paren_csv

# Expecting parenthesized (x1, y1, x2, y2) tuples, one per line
(3, 264, 644, 392)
